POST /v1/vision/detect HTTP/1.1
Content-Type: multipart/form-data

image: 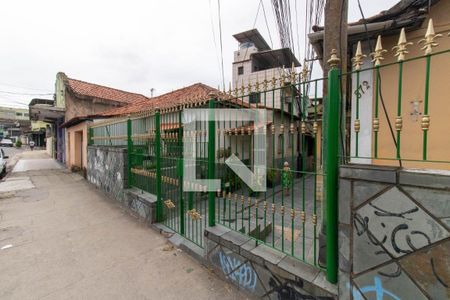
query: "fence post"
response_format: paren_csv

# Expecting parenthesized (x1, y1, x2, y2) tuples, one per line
(178, 108, 185, 235)
(155, 108, 163, 222)
(325, 49, 340, 284)
(208, 97, 216, 227)
(127, 117, 132, 188)
(88, 127, 93, 146)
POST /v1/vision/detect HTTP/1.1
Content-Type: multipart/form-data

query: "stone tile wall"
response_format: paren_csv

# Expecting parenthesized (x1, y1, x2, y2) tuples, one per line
(87, 146, 128, 202)
(339, 165, 450, 299)
(205, 225, 338, 299)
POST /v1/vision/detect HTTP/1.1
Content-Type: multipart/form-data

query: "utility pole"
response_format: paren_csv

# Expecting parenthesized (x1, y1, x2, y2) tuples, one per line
(323, 0, 348, 77)
(319, 0, 348, 269)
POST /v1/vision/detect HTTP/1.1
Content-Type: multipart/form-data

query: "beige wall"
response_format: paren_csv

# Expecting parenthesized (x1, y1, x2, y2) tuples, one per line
(372, 1, 450, 170)
(64, 92, 121, 122)
(46, 137, 54, 157)
(66, 121, 89, 170)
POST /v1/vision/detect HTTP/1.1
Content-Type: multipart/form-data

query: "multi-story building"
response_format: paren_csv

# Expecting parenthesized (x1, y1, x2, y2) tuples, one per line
(0, 106, 31, 143)
(231, 29, 301, 111)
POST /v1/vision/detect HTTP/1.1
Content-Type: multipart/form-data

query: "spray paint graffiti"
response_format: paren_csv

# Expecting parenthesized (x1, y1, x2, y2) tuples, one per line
(348, 276, 401, 300)
(218, 251, 257, 291)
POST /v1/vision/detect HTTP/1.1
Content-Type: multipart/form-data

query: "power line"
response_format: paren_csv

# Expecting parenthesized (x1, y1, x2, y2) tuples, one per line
(0, 90, 53, 96)
(355, 0, 400, 166)
(0, 82, 52, 92)
(208, 0, 222, 84)
(252, 0, 262, 28)
(260, 0, 274, 48)
(2, 99, 29, 106)
(242, 1, 264, 73)
(294, 0, 301, 59)
(217, 0, 225, 90)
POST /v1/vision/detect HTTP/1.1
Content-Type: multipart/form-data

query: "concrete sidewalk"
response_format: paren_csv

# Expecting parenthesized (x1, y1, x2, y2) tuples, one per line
(0, 167, 248, 299)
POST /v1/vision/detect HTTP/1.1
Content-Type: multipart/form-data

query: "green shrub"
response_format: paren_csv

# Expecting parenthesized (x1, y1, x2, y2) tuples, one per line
(15, 140, 22, 147)
(267, 169, 278, 187)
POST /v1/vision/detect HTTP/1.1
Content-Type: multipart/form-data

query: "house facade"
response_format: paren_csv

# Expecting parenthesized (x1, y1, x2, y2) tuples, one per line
(30, 73, 149, 170)
(309, 0, 450, 170)
(59, 73, 149, 171)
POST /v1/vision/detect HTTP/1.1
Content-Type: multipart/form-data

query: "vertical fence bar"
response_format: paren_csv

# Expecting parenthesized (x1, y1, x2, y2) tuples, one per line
(422, 55, 431, 160)
(325, 50, 340, 284)
(208, 98, 216, 227)
(373, 66, 380, 158)
(355, 70, 360, 157)
(178, 108, 185, 235)
(127, 117, 132, 188)
(313, 80, 318, 265)
(155, 109, 163, 222)
(290, 74, 295, 256)
(88, 127, 93, 146)
(301, 74, 307, 260)
(396, 61, 403, 159)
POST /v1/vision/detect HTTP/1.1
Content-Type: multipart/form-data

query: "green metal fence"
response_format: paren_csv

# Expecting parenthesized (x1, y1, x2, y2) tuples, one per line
(89, 59, 342, 283)
(89, 118, 128, 146)
(212, 74, 328, 270)
(346, 22, 450, 168)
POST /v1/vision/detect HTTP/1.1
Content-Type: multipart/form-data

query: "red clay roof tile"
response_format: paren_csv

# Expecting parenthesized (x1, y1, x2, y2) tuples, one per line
(66, 78, 149, 104)
(100, 83, 222, 117)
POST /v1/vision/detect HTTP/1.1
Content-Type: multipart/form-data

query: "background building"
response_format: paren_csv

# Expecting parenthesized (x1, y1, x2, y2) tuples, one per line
(232, 29, 300, 111)
(0, 106, 31, 144)
(30, 72, 149, 165)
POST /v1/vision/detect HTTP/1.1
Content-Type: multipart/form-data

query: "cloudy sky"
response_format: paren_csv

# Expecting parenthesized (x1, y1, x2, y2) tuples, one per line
(0, 0, 397, 108)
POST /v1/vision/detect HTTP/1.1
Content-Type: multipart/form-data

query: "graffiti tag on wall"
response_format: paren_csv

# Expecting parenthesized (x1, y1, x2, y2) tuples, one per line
(349, 276, 401, 300)
(218, 251, 257, 291)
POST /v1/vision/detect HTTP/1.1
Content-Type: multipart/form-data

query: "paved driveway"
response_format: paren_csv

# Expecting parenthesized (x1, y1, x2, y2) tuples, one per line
(0, 164, 247, 299)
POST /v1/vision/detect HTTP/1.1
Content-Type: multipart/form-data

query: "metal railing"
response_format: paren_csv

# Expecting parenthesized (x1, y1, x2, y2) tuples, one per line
(88, 59, 342, 284)
(212, 77, 328, 273)
(346, 21, 450, 168)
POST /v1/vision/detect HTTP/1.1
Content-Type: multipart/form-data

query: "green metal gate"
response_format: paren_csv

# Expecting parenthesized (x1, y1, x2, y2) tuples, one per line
(88, 56, 342, 283)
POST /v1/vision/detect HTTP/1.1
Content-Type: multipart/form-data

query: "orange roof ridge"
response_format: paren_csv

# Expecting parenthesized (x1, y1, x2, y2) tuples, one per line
(66, 77, 148, 99)
(99, 82, 219, 117)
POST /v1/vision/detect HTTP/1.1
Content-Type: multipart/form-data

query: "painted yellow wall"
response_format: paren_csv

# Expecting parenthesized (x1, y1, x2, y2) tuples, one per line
(66, 121, 89, 170)
(373, 1, 450, 170)
(31, 120, 49, 131)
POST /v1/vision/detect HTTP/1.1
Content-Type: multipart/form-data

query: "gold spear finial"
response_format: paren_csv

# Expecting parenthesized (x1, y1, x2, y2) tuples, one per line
(290, 62, 296, 83)
(255, 75, 260, 92)
(271, 69, 277, 88)
(351, 41, 366, 70)
(279, 65, 285, 86)
(301, 61, 309, 81)
(418, 19, 442, 55)
(393, 28, 413, 61)
(263, 71, 268, 91)
(371, 35, 387, 66)
(327, 49, 340, 67)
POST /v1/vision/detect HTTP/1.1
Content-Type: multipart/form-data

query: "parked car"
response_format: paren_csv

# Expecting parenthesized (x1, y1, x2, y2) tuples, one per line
(0, 138, 14, 147)
(0, 148, 8, 177)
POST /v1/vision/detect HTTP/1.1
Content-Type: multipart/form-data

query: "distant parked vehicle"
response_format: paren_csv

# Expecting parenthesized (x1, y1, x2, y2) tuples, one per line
(0, 148, 8, 177)
(0, 139, 13, 147)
